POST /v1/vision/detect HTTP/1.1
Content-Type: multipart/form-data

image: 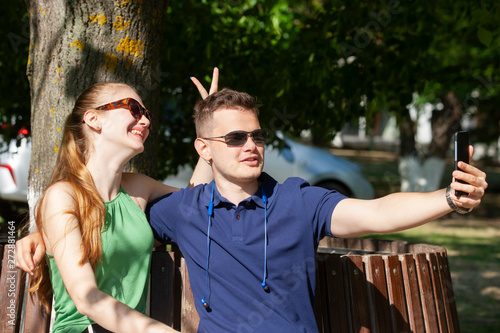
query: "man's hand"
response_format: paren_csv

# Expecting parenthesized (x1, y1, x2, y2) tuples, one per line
(15, 231, 46, 275)
(449, 145, 488, 210)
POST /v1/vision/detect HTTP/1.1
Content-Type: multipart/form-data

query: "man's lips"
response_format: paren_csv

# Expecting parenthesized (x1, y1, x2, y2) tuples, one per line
(241, 156, 260, 165)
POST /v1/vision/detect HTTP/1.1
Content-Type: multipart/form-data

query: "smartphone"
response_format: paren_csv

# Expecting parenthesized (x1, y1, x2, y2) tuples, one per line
(454, 131, 469, 197)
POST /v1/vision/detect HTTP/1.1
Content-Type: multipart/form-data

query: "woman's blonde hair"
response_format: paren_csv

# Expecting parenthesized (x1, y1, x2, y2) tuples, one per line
(29, 82, 132, 311)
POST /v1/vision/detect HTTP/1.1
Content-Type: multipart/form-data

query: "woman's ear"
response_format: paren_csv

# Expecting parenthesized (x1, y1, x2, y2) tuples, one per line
(194, 138, 212, 164)
(83, 110, 102, 131)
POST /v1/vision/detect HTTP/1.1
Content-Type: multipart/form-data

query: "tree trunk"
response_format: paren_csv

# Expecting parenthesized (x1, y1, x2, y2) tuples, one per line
(428, 91, 464, 159)
(25, 0, 167, 226)
(398, 109, 418, 158)
(398, 92, 463, 192)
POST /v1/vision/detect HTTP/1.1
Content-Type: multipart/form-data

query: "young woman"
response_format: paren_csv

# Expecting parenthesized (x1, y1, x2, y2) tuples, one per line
(16, 71, 218, 332)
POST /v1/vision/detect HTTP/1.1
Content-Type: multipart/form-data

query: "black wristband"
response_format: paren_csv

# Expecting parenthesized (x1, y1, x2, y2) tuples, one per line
(446, 186, 472, 214)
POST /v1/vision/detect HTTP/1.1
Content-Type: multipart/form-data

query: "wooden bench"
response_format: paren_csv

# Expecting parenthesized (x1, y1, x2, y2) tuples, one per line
(0, 238, 461, 332)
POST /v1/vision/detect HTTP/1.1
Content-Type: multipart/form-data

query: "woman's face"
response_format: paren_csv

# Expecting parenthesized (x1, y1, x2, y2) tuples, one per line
(96, 86, 151, 151)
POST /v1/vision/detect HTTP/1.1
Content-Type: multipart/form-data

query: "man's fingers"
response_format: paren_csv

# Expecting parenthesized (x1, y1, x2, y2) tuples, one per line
(468, 145, 474, 163)
(455, 161, 487, 181)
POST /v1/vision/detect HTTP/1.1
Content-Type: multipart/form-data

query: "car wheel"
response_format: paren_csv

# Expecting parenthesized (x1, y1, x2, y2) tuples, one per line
(315, 181, 353, 198)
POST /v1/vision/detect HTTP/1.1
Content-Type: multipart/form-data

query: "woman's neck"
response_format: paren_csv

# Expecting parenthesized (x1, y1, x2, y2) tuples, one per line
(85, 154, 126, 202)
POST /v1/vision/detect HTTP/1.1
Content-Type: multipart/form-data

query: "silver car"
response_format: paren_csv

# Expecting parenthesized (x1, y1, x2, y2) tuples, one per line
(163, 135, 374, 199)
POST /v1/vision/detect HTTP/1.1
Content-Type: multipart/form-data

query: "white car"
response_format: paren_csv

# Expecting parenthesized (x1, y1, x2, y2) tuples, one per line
(164, 135, 374, 199)
(0, 133, 30, 203)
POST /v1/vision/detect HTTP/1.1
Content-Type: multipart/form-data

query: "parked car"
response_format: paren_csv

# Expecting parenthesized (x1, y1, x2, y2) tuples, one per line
(0, 129, 30, 203)
(163, 134, 374, 199)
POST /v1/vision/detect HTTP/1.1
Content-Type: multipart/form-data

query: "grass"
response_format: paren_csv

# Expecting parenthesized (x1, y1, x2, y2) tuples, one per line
(335, 148, 500, 333)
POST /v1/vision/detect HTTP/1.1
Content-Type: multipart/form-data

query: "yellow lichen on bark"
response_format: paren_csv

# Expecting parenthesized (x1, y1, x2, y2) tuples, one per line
(104, 53, 119, 73)
(116, 36, 144, 58)
(89, 14, 107, 25)
(70, 39, 85, 50)
(116, 0, 131, 7)
(113, 15, 131, 31)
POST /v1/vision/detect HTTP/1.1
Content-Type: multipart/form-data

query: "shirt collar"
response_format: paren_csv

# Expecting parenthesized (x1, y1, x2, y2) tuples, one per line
(202, 172, 277, 209)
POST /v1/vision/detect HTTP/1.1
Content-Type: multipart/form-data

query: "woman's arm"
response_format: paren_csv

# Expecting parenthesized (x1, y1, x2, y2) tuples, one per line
(187, 67, 219, 187)
(42, 183, 177, 333)
(188, 157, 213, 188)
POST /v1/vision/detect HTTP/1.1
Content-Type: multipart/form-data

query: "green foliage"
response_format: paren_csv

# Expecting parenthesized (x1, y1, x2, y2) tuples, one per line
(156, 0, 500, 177)
(1, 0, 499, 177)
(0, 0, 30, 138)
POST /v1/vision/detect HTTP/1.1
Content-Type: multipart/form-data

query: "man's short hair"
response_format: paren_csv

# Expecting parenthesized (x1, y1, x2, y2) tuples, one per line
(193, 88, 260, 137)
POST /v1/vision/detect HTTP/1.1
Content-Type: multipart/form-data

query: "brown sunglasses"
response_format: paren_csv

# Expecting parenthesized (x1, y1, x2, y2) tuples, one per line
(95, 98, 153, 129)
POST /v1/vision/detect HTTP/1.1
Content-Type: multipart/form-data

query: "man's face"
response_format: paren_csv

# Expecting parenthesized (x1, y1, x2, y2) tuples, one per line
(206, 108, 265, 186)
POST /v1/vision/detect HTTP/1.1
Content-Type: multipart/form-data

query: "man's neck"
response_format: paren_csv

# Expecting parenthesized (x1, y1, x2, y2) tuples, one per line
(214, 177, 260, 205)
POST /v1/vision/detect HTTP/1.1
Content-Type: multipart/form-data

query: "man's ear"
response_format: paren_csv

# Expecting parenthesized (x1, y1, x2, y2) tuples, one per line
(83, 110, 102, 131)
(194, 138, 212, 164)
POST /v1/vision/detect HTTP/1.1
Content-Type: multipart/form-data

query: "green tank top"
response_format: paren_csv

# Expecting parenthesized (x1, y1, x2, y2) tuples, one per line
(47, 187, 154, 333)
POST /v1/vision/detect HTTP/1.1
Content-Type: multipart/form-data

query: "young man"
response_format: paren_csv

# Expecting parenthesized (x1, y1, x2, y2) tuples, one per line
(147, 88, 488, 332)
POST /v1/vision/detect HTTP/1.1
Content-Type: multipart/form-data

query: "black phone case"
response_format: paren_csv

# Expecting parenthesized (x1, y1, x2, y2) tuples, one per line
(454, 131, 469, 197)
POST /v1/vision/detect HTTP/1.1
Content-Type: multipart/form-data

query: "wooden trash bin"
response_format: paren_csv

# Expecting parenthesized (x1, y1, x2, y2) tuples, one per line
(315, 237, 461, 333)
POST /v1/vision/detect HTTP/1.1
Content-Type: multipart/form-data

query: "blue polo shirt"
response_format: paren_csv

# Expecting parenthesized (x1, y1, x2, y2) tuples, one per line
(147, 172, 346, 332)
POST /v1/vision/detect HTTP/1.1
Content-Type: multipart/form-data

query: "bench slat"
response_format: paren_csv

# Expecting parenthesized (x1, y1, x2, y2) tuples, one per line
(23, 291, 51, 333)
(344, 255, 370, 333)
(150, 249, 176, 326)
(364, 255, 392, 332)
(428, 252, 449, 332)
(400, 254, 425, 332)
(314, 252, 329, 332)
(416, 253, 440, 332)
(384, 255, 410, 332)
(320, 252, 350, 332)
(437, 253, 461, 332)
(0, 243, 26, 332)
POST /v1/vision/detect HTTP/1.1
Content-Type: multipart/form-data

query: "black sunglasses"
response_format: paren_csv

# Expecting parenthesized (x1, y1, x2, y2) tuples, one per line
(95, 98, 153, 129)
(202, 129, 268, 146)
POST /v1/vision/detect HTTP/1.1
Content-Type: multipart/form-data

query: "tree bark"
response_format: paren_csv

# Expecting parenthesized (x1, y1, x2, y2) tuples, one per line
(398, 109, 418, 158)
(428, 91, 464, 159)
(25, 0, 167, 225)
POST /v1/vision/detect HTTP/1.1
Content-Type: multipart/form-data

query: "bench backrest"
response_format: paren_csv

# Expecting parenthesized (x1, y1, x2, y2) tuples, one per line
(1, 239, 461, 332)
